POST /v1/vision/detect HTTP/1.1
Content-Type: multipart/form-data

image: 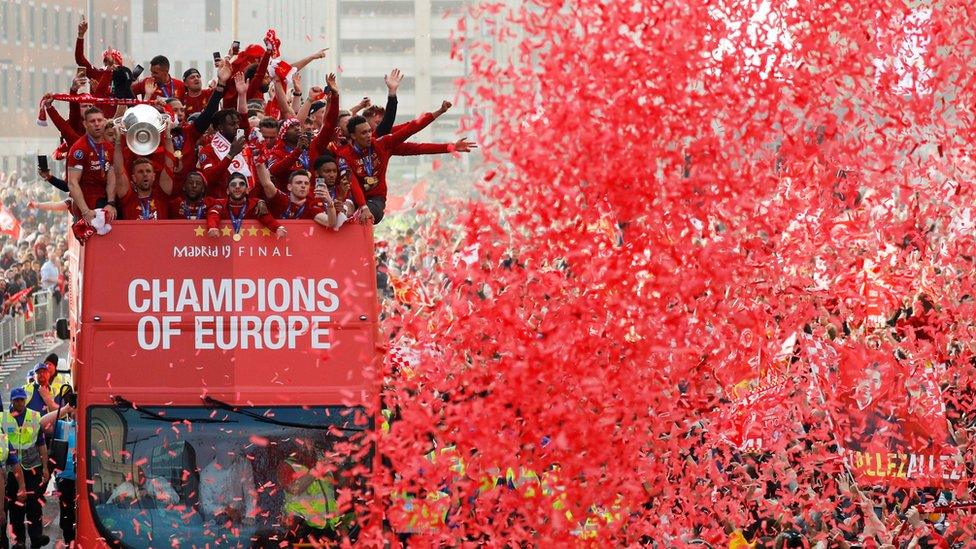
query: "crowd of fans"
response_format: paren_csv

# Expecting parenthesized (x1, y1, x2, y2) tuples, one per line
(0, 172, 66, 324)
(0, 14, 479, 547)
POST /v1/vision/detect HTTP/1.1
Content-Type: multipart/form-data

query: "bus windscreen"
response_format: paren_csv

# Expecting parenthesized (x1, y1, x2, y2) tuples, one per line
(86, 405, 369, 547)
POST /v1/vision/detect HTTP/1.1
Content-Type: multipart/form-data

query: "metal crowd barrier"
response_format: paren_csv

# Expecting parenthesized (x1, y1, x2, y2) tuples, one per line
(0, 289, 64, 360)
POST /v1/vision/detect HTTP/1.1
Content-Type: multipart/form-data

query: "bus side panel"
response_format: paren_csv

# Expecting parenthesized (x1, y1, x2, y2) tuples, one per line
(72, 222, 381, 546)
(71, 236, 114, 548)
(79, 221, 379, 399)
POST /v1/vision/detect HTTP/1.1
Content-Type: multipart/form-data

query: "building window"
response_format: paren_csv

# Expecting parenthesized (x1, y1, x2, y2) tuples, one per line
(123, 19, 130, 52)
(53, 8, 60, 46)
(29, 71, 36, 109)
(205, 0, 221, 32)
(66, 8, 74, 48)
(39, 6, 47, 45)
(100, 15, 106, 48)
(28, 5, 35, 43)
(0, 66, 7, 110)
(144, 0, 159, 32)
(13, 69, 21, 110)
(13, 3, 21, 43)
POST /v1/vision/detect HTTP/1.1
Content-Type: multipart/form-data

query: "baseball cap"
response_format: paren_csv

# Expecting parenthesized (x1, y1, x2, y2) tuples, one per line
(32, 363, 49, 375)
(309, 101, 327, 116)
(10, 387, 27, 401)
(182, 67, 201, 81)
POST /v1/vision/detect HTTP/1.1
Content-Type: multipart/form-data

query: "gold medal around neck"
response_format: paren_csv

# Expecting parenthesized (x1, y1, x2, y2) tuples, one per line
(233, 233, 242, 242)
(364, 176, 379, 189)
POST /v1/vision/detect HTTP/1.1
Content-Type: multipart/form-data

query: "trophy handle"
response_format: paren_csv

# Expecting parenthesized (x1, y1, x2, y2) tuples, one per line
(111, 115, 127, 133)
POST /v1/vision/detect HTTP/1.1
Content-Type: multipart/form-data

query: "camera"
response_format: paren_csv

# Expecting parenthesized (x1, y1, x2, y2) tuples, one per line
(58, 385, 77, 408)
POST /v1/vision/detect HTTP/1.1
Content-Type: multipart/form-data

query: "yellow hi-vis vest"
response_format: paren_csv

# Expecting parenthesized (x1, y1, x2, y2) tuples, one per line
(6, 409, 40, 450)
(282, 459, 339, 529)
(0, 412, 13, 463)
(24, 377, 68, 410)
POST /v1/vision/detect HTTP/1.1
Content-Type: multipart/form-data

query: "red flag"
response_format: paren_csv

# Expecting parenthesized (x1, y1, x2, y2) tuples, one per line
(385, 195, 406, 214)
(23, 298, 34, 321)
(0, 204, 22, 241)
(406, 180, 428, 206)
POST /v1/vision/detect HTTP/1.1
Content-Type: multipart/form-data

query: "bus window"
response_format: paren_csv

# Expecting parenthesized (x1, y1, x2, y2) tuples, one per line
(86, 405, 369, 547)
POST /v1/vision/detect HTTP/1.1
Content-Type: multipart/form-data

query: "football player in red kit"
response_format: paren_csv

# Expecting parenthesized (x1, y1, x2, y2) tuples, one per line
(74, 16, 119, 98)
(255, 163, 336, 228)
(132, 56, 186, 100)
(67, 107, 117, 222)
(198, 109, 256, 198)
(181, 68, 214, 117)
(168, 172, 216, 221)
(114, 158, 171, 220)
(266, 119, 311, 191)
(166, 60, 232, 181)
(206, 173, 286, 239)
(111, 124, 175, 220)
(334, 101, 452, 223)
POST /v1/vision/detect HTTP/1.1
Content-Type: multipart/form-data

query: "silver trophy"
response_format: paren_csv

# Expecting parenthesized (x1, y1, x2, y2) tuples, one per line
(114, 104, 168, 155)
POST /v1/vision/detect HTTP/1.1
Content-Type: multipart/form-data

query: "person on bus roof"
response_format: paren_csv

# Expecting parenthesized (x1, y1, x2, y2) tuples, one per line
(254, 162, 337, 228)
(109, 112, 179, 221)
(168, 171, 216, 221)
(206, 172, 286, 240)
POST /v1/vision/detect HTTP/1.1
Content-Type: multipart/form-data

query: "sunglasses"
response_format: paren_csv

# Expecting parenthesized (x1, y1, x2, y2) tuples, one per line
(228, 180, 248, 188)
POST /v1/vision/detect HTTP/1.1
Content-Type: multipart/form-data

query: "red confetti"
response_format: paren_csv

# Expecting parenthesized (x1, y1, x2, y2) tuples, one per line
(362, 0, 976, 546)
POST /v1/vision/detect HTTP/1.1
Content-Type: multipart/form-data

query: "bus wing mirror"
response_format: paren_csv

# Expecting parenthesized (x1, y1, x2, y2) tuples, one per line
(55, 318, 70, 340)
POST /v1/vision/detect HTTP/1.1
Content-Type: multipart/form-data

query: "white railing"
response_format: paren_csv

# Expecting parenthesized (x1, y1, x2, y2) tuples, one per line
(0, 290, 66, 359)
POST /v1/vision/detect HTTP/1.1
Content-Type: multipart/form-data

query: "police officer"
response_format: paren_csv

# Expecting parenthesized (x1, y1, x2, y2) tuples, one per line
(0, 394, 27, 549)
(5, 388, 49, 549)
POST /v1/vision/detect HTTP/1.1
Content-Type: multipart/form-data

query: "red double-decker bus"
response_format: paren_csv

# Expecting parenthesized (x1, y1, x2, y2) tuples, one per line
(66, 220, 380, 547)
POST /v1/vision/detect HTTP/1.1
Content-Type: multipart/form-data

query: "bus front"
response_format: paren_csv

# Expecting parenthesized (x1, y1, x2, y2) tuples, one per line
(69, 221, 380, 547)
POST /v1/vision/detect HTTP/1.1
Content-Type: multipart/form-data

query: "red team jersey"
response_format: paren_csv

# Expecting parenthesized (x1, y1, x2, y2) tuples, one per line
(168, 196, 216, 220)
(181, 88, 214, 117)
(74, 39, 114, 98)
(334, 112, 434, 206)
(67, 135, 114, 215)
(119, 188, 170, 220)
(266, 190, 326, 220)
(266, 143, 312, 192)
(206, 197, 282, 232)
(131, 77, 186, 101)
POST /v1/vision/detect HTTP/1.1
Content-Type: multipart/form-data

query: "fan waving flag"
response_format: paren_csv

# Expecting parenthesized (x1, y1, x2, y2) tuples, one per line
(0, 204, 22, 241)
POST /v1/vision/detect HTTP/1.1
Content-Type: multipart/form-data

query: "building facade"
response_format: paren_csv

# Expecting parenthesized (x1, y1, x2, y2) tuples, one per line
(130, 0, 471, 181)
(0, 0, 473, 185)
(0, 0, 131, 178)
(129, 0, 329, 104)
